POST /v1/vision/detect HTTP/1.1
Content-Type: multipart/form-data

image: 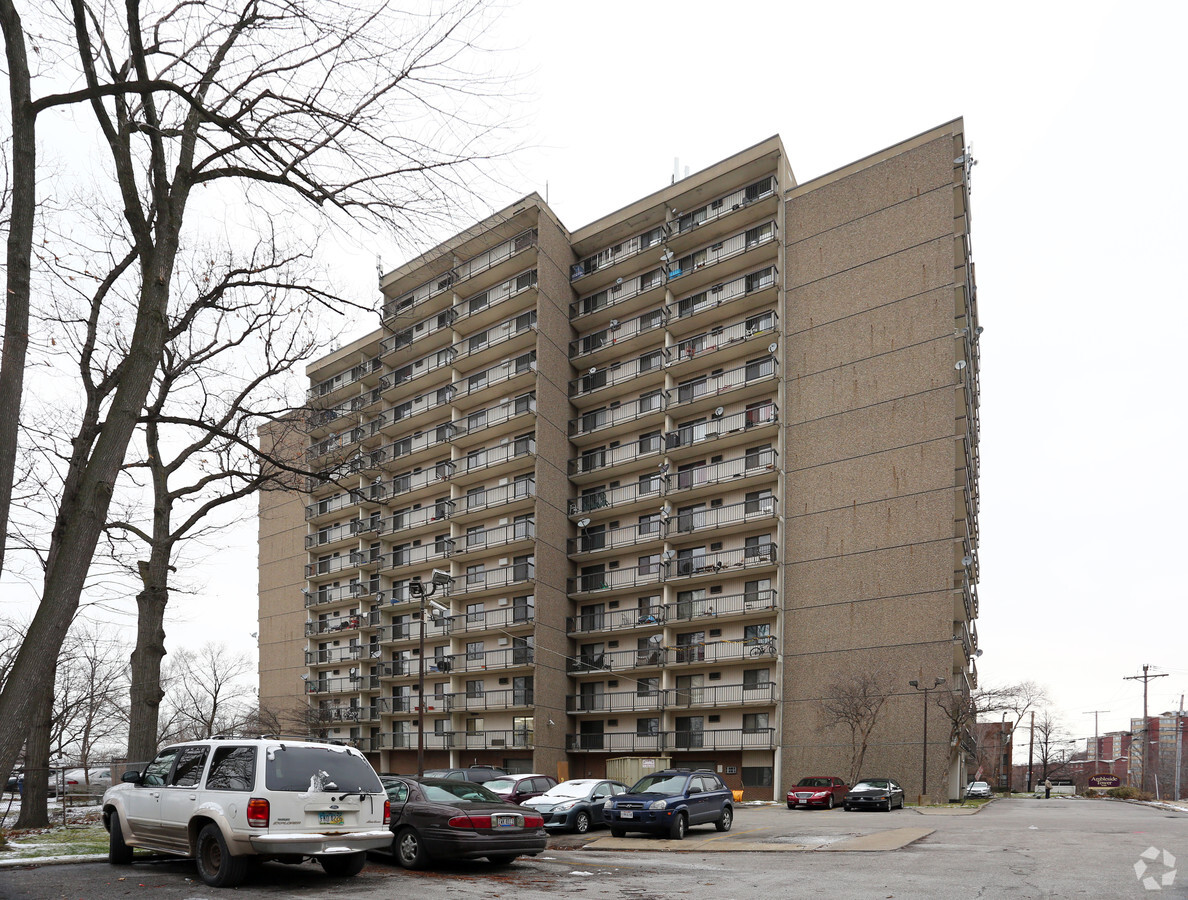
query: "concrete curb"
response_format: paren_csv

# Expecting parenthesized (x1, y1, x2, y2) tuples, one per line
(582, 825, 935, 854)
(0, 853, 108, 868)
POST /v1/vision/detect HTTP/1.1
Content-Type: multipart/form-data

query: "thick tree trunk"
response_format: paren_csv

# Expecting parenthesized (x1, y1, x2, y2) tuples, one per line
(14, 682, 53, 829)
(0, 0, 36, 578)
(127, 558, 169, 764)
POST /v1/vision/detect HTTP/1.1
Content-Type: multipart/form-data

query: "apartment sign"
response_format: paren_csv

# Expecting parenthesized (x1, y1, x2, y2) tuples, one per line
(1088, 774, 1122, 788)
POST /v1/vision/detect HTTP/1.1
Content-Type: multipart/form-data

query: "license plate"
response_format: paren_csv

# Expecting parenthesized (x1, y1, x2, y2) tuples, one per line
(495, 815, 517, 829)
(318, 812, 345, 826)
(620, 810, 634, 819)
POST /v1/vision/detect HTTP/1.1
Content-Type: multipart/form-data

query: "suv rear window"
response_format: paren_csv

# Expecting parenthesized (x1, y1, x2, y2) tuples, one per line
(630, 773, 689, 794)
(206, 746, 256, 791)
(264, 746, 383, 793)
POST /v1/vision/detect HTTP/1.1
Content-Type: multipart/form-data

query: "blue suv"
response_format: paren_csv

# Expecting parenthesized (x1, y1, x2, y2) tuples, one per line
(602, 769, 733, 839)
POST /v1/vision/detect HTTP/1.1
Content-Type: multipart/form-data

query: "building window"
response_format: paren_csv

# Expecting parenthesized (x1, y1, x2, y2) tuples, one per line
(741, 767, 772, 787)
(636, 717, 659, 736)
(743, 713, 769, 733)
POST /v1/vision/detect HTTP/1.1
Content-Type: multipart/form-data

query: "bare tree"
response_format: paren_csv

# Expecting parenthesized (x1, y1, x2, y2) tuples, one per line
(1033, 711, 1073, 783)
(820, 670, 895, 786)
(0, 0, 508, 794)
(158, 643, 255, 743)
(51, 625, 128, 772)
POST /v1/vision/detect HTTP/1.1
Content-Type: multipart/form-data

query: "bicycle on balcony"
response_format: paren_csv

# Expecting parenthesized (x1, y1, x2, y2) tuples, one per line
(747, 637, 777, 658)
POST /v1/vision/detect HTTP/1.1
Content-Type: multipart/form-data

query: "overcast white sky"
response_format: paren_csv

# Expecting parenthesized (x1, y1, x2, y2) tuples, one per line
(24, 0, 1185, 744)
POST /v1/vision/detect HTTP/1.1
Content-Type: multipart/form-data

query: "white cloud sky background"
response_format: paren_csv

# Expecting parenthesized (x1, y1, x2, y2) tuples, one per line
(10, 0, 1185, 745)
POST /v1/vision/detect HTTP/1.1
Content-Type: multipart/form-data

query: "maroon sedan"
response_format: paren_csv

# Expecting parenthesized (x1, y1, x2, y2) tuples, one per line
(787, 776, 848, 809)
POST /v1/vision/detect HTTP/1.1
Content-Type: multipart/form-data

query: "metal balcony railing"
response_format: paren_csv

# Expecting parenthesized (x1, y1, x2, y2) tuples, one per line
(308, 356, 382, 402)
(428, 729, 535, 751)
(568, 520, 666, 555)
(305, 553, 367, 578)
(455, 562, 535, 596)
(450, 353, 536, 402)
(380, 309, 456, 357)
(451, 269, 537, 327)
(451, 311, 537, 363)
(568, 434, 663, 477)
(567, 681, 776, 713)
(380, 348, 455, 394)
(668, 497, 777, 535)
(571, 223, 667, 284)
(665, 448, 777, 493)
(672, 312, 778, 367)
(670, 266, 777, 322)
(458, 479, 535, 516)
(305, 645, 364, 665)
(452, 229, 537, 285)
(435, 646, 535, 675)
(378, 502, 455, 536)
(566, 589, 778, 634)
(569, 308, 667, 361)
(306, 522, 355, 549)
(569, 349, 668, 399)
(568, 392, 667, 439)
(665, 404, 778, 450)
(382, 268, 456, 323)
(670, 357, 777, 409)
(458, 438, 535, 481)
(667, 544, 777, 580)
(442, 604, 535, 635)
(379, 422, 455, 466)
(666, 221, 777, 284)
(443, 689, 535, 712)
(381, 387, 453, 431)
(570, 267, 666, 319)
(382, 541, 453, 570)
(566, 727, 776, 753)
(303, 584, 357, 608)
(453, 395, 536, 440)
(669, 176, 777, 237)
(568, 562, 663, 595)
(387, 462, 456, 497)
(458, 520, 535, 555)
(568, 476, 665, 517)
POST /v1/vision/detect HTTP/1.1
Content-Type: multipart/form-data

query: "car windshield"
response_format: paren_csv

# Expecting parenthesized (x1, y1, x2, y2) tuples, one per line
(798, 778, 831, 787)
(263, 746, 383, 793)
(422, 781, 503, 803)
(542, 781, 596, 799)
(483, 779, 515, 792)
(629, 774, 687, 794)
(852, 780, 890, 791)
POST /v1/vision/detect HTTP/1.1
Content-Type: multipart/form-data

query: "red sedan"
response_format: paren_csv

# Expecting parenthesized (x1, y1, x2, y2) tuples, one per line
(786, 776, 849, 809)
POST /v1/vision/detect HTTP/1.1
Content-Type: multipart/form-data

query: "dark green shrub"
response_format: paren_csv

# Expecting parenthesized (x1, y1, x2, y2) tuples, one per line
(1105, 786, 1155, 801)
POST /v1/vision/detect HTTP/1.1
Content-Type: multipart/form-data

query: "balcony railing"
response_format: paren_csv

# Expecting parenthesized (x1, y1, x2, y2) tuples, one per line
(458, 520, 535, 555)
(429, 729, 535, 751)
(567, 681, 775, 713)
(571, 223, 667, 283)
(305, 645, 364, 665)
(450, 353, 536, 403)
(568, 434, 663, 477)
(436, 645, 535, 675)
(566, 727, 776, 752)
(568, 392, 667, 439)
(382, 268, 456, 322)
(458, 479, 535, 516)
(570, 266, 666, 319)
(459, 437, 535, 481)
(569, 308, 666, 361)
(303, 584, 357, 608)
(379, 347, 455, 394)
(568, 520, 666, 556)
(670, 266, 777, 322)
(306, 611, 376, 636)
(443, 688, 535, 712)
(306, 552, 369, 578)
(452, 229, 537, 285)
(308, 356, 382, 402)
(665, 404, 778, 450)
(387, 462, 456, 497)
(455, 562, 535, 596)
(670, 357, 777, 410)
(668, 544, 777, 580)
(569, 349, 668, 399)
(671, 312, 778, 367)
(306, 522, 355, 549)
(670, 176, 777, 238)
(568, 476, 664, 517)
(453, 394, 536, 440)
(666, 222, 777, 284)
(451, 311, 537, 363)
(444, 604, 535, 635)
(382, 541, 453, 570)
(380, 309, 455, 357)
(566, 589, 778, 634)
(567, 562, 663, 595)
(451, 269, 537, 327)
(378, 502, 455, 536)
(379, 422, 455, 466)
(665, 449, 778, 494)
(669, 497, 777, 535)
(381, 387, 453, 432)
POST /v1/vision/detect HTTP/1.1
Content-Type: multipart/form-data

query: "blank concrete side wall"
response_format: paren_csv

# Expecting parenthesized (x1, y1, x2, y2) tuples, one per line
(531, 214, 576, 779)
(781, 128, 963, 800)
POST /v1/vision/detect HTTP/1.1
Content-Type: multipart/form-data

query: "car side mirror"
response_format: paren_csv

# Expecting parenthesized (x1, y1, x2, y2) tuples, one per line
(592, 794, 605, 801)
(121, 771, 142, 784)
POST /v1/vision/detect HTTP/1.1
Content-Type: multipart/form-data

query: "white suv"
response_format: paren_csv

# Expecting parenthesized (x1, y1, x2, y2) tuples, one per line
(102, 737, 391, 887)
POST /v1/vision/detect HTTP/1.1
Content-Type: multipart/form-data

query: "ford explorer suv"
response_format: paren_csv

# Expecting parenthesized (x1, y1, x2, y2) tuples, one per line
(602, 768, 733, 839)
(102, 737, 391, 887)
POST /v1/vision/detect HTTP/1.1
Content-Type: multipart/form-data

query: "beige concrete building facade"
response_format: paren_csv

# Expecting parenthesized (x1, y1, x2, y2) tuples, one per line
(257, 119, 982, 801)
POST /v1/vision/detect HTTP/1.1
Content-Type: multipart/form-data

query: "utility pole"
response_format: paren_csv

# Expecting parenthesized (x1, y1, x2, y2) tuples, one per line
(1027, 710, 1035, 793)
(1124, 665, 1167, 793)
(1083, 710, 1110, 774)
(1176, 694, 1184, 802)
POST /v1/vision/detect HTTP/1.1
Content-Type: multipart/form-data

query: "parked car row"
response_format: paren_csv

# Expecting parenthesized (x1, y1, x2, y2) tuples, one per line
(4, 766, 112, 796)
(786, 776, 907, 811)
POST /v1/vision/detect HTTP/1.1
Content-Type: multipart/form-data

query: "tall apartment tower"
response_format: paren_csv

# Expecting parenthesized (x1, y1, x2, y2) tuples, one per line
(258, 119, 982, 801)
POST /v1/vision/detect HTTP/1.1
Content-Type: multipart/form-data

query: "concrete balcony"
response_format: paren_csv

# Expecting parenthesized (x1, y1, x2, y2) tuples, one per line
(444, 688, 535, 714)
(567, 476, 666, 521)
(570, 222, 667, 293)
(451, 268, 537, 334)
(451, 311, 537, 371)
(377, 422, 455, 472)
(568, 391, 667, 446)
(567, 681, 776, 714)
(664, 449, 778, 504)
(568, 434, 664, 483)
(664, 175, 779, 255)
(568, 562, 663, 597)
(665, 403, 779, 460)
(303, 583, 357, 610)
(451, 352, 536, 407)
(377, 386, 453, 438)
(442, 645, 536, 675)
(452, 394, 536, 449)
(377, 502, 455, 541)
(667, 265, 778, 338)
(306, 645, 364, 665)
(666, 543, 778, 584)
(669, 357, 778, 419)
(442, 604, 535, 638)
(566, 727, 776, 753)
(308, 356, 382, 405)
(305, 521, 356, 551)
(668, 497, 778, 540)
(666, 311, 779, 378)
(385, 462, 456, 506)
(453, 437, 536, 488)
(450, 228, 537, 296)
(566, 589, 778, 636)
(378, 347, 455, 401)
(382, 541, 453, 572)
(664, 221, 778, 297)
(454, 520, 535, 559)
(450, 478, 535, 524)
(567, 521, 666, 558)
(454, 562, 535, 600)
(569, 266, 668, 331)
(382, 268, 454, 324)
(433, 729, 535, 752)
(569, 308, 666, 367)
(380, 308, 455, 361)
(569, 348, 667, 403)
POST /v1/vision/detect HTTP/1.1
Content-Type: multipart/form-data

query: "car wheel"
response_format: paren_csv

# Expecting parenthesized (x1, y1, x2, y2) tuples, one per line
(884, 799, 892, 812)
(715, 806, 733, 833)
(825, 794, 834, 810)
(319, 852, 366, 877)
(787, 802, 795, 810)
(668, 812, 687, 841)
(843, 803, 851, 811)
(573, 810, 591, 834)
(610, 827, 626, 838)
(395, 827, 429, 870)
(108, 813, 133, 865)
(485, 855, 518, 866)
(195, 823, 250, 888)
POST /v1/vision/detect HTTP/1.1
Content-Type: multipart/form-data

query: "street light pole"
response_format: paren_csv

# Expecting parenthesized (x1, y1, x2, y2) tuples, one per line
(909, 676, 945, 804)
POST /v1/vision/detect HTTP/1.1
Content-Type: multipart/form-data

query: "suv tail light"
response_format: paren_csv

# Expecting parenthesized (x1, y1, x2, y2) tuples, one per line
(246, 798, 270, 827)
(383, 799, 390, 825)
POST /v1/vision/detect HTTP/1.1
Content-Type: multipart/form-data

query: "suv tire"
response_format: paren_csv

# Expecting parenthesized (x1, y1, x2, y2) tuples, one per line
(668, 812, 687, 840)
(195, 823, 250, 888)
(395, 826, 429, 870)
(715, 806, 733, 832)
(108, 814, 133, 865)
(610, 826, 626, 838)
(319, 852, 366, 877)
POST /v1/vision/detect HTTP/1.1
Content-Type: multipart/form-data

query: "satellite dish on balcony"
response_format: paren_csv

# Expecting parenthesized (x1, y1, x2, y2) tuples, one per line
(577, 518, 591, 529)
(648, 634, 664, 645)
(609, 319, 620, 329)
(589, 367, 597, 375)
(962, 555, 974, 567)
(767, 342, 778, 353)
(955, 360, 967, 370)
(661, 549, 676, 561)
(713, 407, 724, 417)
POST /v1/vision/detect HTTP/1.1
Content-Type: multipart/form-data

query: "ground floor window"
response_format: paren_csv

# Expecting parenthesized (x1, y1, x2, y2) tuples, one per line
(741, 766, 772, 787)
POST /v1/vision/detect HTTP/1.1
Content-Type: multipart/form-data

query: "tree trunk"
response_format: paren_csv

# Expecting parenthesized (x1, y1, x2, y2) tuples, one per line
(14, 680, 54, 829)
(0, 0, 36, 579)
(127, 558, 169, 764)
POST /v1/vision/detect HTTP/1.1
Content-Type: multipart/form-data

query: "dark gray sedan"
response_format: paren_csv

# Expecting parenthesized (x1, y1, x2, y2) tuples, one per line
(378, 776, 547, 869)
(843, 778, 905, 811)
